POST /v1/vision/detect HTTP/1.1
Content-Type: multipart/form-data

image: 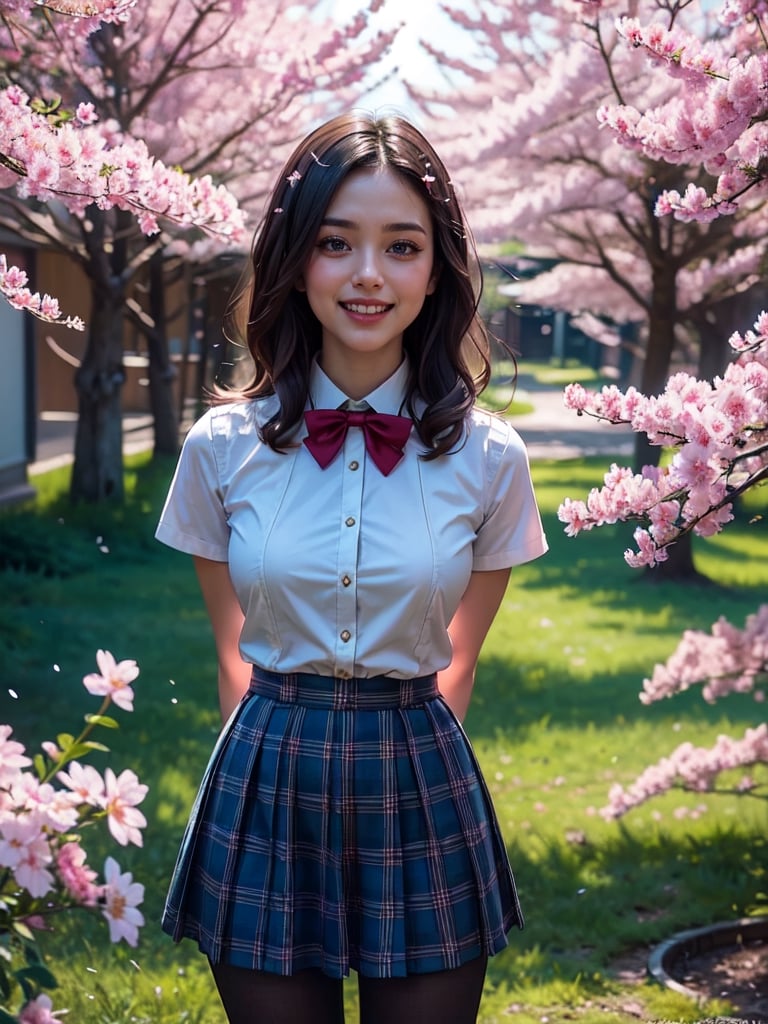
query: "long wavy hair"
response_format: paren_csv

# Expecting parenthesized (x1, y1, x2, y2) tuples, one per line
(222, 111, 497, 458)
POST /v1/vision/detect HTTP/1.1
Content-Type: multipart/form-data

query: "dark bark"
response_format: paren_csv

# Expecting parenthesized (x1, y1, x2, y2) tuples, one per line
(634, 262, 678, 471)
(70, 209, 131, 503)
(146, 248, 180, 455)
(70, 283, 126, 504)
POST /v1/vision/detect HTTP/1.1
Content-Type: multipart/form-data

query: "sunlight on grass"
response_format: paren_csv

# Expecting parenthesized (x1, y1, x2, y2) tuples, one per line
(2, 442, 766, 1024)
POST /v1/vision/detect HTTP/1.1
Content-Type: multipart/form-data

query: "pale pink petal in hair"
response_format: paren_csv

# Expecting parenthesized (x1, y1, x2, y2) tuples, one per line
(422, 161, 436, 193)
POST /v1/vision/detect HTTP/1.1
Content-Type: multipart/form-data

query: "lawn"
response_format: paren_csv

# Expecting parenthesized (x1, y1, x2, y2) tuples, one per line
(1, 433, 765, 1022)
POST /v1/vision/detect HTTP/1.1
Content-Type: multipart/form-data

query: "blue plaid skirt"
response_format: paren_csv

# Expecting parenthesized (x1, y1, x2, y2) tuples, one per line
(161, 668, 523, 978)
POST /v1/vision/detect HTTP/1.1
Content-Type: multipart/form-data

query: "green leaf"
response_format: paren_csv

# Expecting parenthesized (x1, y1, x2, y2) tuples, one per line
(82, 741, 110, 753)
(33, 753, 47, 780)
(0, 1007, 19, 1023)
(11, 921, 34, 942)
(84, 714, 119, 730)
(0, 964, 9, 999)
(55, 733, 74, 750)
(58, 741, 109, 766)
(15, 964, 58, 990)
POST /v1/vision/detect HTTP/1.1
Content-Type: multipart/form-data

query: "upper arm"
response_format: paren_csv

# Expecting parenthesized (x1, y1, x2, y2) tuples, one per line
(193, 555, 246, 668)
(447, 567, 511, 672)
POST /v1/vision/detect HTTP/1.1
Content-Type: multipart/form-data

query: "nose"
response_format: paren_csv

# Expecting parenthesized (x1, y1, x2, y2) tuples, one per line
(352, 247, 384, 289)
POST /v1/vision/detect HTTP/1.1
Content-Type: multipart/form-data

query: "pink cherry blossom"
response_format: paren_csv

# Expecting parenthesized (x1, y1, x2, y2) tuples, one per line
(82, 648, 139, 711)
(56, 841, 99, 905)
(10, 774, 79, 832)
(602, 724, 768, 817)
(640, 607, 768, 706)
(18, 993, 66, 1024)
(57, 761, 105, 806)
(0, 724, 31, 787)
(10, 831, 54, 898)
(101, 855, 144, 945)
(101, 768, 148, 847)
(0, 255, 85, 330)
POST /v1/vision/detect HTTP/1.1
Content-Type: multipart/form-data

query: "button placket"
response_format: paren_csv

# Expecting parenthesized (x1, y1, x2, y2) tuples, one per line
(334, 423, 365, 675)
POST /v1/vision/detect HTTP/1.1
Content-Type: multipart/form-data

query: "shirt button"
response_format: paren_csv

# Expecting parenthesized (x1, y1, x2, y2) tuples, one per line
(348, 460, 359, 471)
(345, 516, 356, 527)
(340, 630, 351, 642)
(341, 574, 352, 587)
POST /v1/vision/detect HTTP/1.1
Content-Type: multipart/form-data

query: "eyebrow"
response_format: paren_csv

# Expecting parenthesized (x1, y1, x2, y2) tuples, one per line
(321, 217, 428, 235)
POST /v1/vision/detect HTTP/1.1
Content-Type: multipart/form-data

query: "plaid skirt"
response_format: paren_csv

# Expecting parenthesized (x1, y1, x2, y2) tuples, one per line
(161, 668, 523, 979)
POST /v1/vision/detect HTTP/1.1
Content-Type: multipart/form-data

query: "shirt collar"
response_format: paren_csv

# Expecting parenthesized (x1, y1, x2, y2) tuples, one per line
(308, 358, 410, 416)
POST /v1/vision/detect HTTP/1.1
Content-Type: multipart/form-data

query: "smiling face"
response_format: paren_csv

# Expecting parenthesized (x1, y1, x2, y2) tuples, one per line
(299, 167, 437, 397)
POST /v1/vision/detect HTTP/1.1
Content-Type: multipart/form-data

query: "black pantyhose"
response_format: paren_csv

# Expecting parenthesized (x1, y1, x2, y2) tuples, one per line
(358, 956, 488, 1024)
(210, 963, 345, 1024)
(209, 956, 487, 1024)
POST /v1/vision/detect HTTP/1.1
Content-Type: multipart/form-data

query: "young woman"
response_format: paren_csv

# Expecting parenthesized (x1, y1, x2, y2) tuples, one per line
(156, 111, 548, 1024)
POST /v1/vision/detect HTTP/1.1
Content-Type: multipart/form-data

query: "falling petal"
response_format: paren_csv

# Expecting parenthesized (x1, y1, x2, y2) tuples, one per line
(8, 689, 18, 699)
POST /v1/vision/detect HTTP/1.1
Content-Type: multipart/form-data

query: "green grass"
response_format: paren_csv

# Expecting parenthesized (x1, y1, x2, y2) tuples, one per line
(1, 449, 766, 1023)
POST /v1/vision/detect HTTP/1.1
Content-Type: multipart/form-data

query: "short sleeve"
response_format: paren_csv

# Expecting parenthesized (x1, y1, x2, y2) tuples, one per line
(473, 418, 548, 571)
(155, 410, 230, 561)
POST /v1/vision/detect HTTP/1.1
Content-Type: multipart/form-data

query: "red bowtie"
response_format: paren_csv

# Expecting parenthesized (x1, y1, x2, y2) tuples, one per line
(303, 408, 412, 476)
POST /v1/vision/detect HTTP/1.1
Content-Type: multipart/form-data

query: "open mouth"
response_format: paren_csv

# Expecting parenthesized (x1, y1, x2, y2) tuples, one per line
(340, 302, 393, 315)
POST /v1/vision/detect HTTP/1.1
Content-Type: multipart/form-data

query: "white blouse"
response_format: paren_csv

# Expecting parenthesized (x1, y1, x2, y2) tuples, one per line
(156, 359, 548, 679)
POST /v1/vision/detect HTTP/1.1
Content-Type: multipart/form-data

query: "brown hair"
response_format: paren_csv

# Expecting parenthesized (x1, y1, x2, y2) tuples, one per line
(222, 111, 496, 458)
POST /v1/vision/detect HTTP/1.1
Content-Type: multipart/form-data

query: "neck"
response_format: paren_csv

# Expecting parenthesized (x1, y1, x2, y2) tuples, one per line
(318, 349, 403, 401)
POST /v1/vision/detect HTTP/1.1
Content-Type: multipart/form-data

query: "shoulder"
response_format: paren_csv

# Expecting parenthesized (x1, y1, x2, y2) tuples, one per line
(464, 406, 529, 468)
(185, 395, 280, 444)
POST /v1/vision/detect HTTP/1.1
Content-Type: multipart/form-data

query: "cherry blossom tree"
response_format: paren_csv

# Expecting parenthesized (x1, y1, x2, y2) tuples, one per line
(416, 0, 767, 481)
(555, 0, 768, 812)
(0, 0, 395, 502)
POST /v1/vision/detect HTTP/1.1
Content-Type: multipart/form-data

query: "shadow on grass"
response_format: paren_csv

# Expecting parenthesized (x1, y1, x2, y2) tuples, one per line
(489, 822, 767, 990)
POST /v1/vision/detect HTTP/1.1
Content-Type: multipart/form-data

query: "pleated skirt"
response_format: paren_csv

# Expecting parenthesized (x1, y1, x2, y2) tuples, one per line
(161, 668, 523, 979)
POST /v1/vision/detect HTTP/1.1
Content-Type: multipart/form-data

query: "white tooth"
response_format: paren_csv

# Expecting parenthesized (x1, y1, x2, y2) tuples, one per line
(346, 303, 386, 314)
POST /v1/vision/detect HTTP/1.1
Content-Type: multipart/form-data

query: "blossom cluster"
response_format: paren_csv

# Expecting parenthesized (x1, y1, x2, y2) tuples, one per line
(603, 723, 768, 817)
(35, 0, 137, 21)
(597, 14, 768, 222)
(0, 254, 84, 329)
(640, 605, 768, 706)
(0, 85, 246, 241)
(0, 0, 137, 34)
(0, 651, 147, 1022)
(603, 608, 767, 815)
(558, 317, 768, 567)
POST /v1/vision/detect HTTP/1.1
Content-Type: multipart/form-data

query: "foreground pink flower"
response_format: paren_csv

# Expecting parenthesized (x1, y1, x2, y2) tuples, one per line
(0, 821, 55, 898)
(56, 760, 106, 806)
(56, 841, 99, 905)
(102, 768, 148, 846)
(82, 649, 139, 711)
(18, 992, 66, 1024)
(0, 723, 31, 787)
(101, 855, 144, 946)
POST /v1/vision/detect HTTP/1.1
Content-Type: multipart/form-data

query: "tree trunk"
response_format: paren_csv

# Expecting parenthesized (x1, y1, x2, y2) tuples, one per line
(634, 263, 678, 471)
(636, 262, 701, 580)
(147, 248, 180, 455)
(70, 284, 126, 503)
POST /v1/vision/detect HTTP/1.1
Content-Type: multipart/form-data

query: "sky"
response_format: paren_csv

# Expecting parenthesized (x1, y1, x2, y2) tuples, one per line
(328, 0, 471, 117)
